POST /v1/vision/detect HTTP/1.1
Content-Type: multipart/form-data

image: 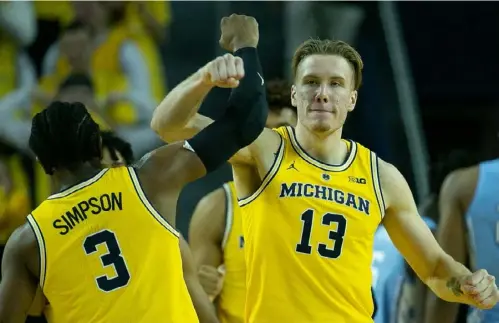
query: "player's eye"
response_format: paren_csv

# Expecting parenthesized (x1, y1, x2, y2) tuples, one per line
(305, 79, 317, 85)
(331, 81, 340, 87)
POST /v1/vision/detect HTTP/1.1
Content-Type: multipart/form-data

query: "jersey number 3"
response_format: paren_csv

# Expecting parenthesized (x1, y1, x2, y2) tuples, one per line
(296, 209, 347, 259)
(83, 230, 131, 292)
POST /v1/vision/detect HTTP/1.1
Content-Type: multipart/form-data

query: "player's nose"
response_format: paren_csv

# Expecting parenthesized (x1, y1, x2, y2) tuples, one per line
(314, 85, 329, 104)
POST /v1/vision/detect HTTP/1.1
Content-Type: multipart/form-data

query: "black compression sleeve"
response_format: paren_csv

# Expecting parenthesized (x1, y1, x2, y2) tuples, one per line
(187, 47, 268, 172)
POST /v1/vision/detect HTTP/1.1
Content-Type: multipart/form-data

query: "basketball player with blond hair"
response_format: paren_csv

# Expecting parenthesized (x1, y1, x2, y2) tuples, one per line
(151, 14, 499, 323)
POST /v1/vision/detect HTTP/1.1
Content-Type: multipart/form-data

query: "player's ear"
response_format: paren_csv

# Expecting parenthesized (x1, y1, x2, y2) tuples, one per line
(291, 85, 297, 108)
(347, 90, 357, 112)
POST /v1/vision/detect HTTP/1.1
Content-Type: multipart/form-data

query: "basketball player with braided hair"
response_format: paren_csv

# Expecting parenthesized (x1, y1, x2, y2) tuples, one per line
(27, 130, 221, 323)
(0, 44, 268, 322)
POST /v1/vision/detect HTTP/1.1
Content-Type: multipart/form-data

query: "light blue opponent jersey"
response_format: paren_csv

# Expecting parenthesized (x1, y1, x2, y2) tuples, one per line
(465, 159, 499, 323)
(372, 217, 436, 323)
(372, 225, 405, 323)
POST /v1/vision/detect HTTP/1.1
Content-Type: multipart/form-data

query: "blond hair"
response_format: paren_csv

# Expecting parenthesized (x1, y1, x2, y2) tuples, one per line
(291, 38, 364, 90)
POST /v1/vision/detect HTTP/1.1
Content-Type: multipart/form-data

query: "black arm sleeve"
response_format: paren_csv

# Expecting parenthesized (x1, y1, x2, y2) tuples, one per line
(187, 47, 268, 172)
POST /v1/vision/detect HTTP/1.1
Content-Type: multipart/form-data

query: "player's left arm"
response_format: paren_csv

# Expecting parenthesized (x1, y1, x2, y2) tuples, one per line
(425, 168, 475, 323)
(0, 223, 40, 323)
(179, 235, 219, 323)
(380, 159, 497, 308)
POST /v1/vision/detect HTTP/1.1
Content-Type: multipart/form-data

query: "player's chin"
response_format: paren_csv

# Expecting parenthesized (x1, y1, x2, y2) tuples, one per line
(308, 119, 343, 134)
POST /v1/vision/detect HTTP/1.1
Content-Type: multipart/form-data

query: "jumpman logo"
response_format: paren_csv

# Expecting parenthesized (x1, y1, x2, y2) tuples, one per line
(287, 161, 298, 171)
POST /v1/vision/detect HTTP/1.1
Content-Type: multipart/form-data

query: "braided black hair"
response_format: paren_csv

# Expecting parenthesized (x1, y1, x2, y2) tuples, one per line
(100, 131, 134, 165)
(29, 101, 102, 175)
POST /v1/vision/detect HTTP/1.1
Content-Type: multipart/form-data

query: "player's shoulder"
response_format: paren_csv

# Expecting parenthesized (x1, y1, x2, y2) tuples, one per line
(374, 157, 416, 211)
(199, 185, 228, 208)
(3, 222, 38, 269)
(8, 222, 37, 250)
(189, 186, 228, 245)
(376, 157, 402, 185)
(191, 186, 228, 227)
(252, 126, 283, 151)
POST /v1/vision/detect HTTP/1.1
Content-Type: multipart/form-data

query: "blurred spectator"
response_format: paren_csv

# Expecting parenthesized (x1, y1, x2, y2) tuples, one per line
(30, 1, 74, 75)
(41, 4, 155, 122)
(0, 155, 31, 275)
(0, 52, 36, 153)
(108, 1, 172, 45)
(0, 1, 37, 153)
(0, 1, 36, 47)
(106, 1, 171, 97)
(33, 1, 74, 28)
(52, 74, 113, 130)
(0, 73, 111, 155)
(0, 72, 112, 206)
(37, 2, 163, 157)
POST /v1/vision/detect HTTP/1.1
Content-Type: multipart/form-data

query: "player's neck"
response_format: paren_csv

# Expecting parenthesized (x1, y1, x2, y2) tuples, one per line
(53, 165, 102, 193)
(294, 124, 348, 165)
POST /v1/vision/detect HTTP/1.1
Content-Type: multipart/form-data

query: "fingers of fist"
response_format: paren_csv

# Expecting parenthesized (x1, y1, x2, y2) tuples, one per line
(219, 14, 259, 51)
(198, 265, 224, 297)
(205, 54, 245, 88)
(220, 14, 258, 29)
(462, 270, 499, 309)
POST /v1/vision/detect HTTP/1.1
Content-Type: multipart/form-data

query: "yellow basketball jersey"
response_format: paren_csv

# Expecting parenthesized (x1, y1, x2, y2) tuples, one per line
(239, 126, 384, 323)
(218, 181, 246, 323)
(27, 166, 198, 323)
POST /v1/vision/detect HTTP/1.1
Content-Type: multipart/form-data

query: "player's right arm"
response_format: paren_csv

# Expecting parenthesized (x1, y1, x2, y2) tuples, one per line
(424, 167, 477, 323)
(138, 37, 269, 226)
(189, 187, 226, 300)
(0, 223, 40, 323)
(150, 14, 281, 199)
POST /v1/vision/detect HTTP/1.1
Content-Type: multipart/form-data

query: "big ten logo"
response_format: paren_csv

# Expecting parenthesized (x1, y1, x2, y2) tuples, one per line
(349, 176, 367, 184)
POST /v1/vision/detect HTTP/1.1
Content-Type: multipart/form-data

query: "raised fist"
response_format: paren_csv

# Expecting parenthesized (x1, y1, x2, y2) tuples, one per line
(200, 54, 245, 88)
(219, 14, 259, 52)
(453, 269, 499, 309)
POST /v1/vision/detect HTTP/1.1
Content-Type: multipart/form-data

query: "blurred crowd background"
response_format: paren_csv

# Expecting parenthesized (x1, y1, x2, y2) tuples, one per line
(0, 1, 498, 321)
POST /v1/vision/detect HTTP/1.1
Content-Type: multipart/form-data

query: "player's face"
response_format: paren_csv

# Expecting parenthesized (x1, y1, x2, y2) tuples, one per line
(291, 55, 358, 134)
(266, 107, 297, 128)
(60, 30, 91, 66)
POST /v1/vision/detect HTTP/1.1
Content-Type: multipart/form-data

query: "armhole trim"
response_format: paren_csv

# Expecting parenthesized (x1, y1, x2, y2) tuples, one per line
(27, 214, 47, 289)
(238, 136, 284, 207)
(127, 167, 179, 238)
(370, 152, 386, 219)
(221, 183, 233, 250)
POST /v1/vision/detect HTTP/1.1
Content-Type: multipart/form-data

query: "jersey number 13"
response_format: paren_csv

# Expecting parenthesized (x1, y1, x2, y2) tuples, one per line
(83, 229, 131, 292)
(296, 209, 347, 259)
